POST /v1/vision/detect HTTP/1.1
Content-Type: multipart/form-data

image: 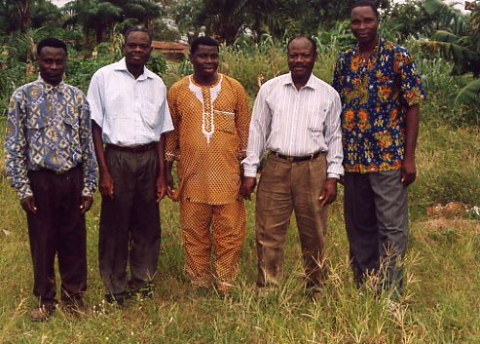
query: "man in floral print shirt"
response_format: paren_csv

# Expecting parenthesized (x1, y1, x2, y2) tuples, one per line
(332, 0, 426, 297)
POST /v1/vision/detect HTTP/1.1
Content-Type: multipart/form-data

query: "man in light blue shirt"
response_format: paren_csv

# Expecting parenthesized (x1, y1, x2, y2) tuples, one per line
(88, 26, 173, 304)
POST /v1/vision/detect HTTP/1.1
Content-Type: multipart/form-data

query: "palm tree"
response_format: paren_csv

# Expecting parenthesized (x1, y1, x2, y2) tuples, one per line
(63, 0, 122, 45)
(122, 0, 163, 31)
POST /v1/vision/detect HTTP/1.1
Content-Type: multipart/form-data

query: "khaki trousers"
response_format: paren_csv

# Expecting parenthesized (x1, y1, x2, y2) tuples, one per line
(255, 153, 328, 289)
(180, 200, 246, 290)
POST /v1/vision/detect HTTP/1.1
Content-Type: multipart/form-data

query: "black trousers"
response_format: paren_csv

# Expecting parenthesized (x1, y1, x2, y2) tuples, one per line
(27, 166, 87, 306)
(99, 147, 160, 296)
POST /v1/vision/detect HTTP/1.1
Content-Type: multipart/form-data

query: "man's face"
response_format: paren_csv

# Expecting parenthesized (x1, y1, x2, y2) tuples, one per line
(287, 37, 316, 80)
(38, 46, 66, 86)
(190, 44, 219, 79)
(123, 31, 152, 68)
(350, 6, 379, 46)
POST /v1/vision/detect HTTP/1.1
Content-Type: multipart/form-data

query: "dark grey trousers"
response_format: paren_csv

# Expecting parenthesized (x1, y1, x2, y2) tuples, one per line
(344, 170, 408, 295)
(27, 166, 86, 306)
(99, 147, 160, 296)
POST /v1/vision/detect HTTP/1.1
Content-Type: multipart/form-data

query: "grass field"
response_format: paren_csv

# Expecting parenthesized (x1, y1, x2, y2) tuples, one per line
(1, 83, 480, 342)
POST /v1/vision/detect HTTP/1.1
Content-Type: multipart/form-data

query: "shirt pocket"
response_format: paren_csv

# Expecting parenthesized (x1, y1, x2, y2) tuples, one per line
(25, 114, 49, 143)
(376, 79, 396, 104)
(63, 107, 80, 129)
(214, 110, 236, 134)
(142, 100, 161, 130)
(307, 108, 325, 135)
(63, 110, 81, 148)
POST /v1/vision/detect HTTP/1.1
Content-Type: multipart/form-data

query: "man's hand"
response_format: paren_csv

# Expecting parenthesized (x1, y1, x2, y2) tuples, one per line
(401, 157, 416, 187)
(20, 196, 37, 214)
(80, 196, 93, 214)
(156, 175, 167, 202)
(165, 169, 177, 200)
(318, 178, 338, 208)
(99, 172, 114, 199)
(241, 176, 257, 200)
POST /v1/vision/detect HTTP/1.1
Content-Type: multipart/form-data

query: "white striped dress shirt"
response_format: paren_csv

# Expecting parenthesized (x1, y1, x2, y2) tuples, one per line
(242, 72, 344, 179)
(87, 58, 173, 145)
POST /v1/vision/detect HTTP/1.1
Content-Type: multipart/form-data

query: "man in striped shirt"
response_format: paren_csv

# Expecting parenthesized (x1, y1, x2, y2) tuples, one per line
(241, 36, 343, 298)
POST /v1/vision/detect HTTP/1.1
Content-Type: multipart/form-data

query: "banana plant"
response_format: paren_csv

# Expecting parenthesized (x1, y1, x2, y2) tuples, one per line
(423, 0, 480, 106)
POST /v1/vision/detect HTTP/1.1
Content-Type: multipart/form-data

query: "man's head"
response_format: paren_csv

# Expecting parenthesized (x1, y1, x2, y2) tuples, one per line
(350, 0, 380, 47)
(190, 36, 220, 82)
(287, 36, 317, 83)
(123, 26, 153, 69)
(36, 38, 67, 86)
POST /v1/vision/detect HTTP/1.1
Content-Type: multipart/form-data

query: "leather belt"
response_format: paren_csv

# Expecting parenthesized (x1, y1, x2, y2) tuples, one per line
(35, 165, 81, 175)
(270, 150, 323, 162)
(106, 142, 156, 153)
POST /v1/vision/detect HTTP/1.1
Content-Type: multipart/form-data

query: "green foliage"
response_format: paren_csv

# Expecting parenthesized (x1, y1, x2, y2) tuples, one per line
(65, 55, 111, 93)
(382, 0, 436, 41)
(456, 78, 480, 106)
(146, 52, 167, 76)
(420, 0, 480, 109)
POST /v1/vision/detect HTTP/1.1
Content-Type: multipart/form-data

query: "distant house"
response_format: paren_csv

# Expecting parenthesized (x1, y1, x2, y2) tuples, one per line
(152, 41, 189, 61)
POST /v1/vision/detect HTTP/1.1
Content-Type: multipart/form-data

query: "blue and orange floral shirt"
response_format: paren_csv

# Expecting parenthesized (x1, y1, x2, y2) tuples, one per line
(332, 37, 426, 173)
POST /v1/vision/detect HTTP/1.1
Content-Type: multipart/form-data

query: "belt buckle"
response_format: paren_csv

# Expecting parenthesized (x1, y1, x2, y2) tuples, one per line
(287, 156, 294, 162)
(309, 153, 315, 160)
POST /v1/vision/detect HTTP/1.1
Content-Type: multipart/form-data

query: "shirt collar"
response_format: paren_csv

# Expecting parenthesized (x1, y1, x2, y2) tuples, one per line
(353, 36, 384, 57)
(37, 76, 67, 94)
(284, 72, 317, 90)
(114, 57, 154, 80)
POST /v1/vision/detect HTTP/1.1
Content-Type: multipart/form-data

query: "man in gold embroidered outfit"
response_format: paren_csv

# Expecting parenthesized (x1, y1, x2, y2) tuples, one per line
(165, 37, 250, 294)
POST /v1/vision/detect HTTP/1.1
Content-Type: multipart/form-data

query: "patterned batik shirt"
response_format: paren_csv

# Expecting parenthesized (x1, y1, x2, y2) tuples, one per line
(165, 74, 250, 205)
(4, 78, 97, 199)
(332, 37, 426, 173)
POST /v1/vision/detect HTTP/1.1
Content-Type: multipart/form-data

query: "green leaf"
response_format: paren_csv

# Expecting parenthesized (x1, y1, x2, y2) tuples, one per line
(455, 79, 480, 105)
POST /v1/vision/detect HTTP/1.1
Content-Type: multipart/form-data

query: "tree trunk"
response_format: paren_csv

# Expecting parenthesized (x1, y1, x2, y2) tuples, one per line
(16, 0, 31, 32)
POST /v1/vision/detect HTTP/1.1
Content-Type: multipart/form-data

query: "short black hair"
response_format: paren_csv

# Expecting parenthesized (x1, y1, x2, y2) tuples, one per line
(351, 0, 379, 18)
(190, 36, 219, 55)
(124, 26, 152, 44)
(287, 36, 317, 56)
(37, 37, 67, 56)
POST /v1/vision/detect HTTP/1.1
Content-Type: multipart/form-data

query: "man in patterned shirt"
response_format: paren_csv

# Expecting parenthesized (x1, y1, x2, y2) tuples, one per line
(4, 38, 97, 321)
(332, 0, 426, 297)
(165, 36, 250, 295)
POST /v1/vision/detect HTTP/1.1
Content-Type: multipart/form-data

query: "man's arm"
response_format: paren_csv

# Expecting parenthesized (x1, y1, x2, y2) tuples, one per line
(164, 87, 180, 199)
(234, 82, 251, 161)
(319, 91, 344, 207)
(92, 121, 114, 199)
(78, 92, 97, 213)
(396, 47, 425, 187)
(4, 89, 37, 213)
(240, 84, 271, 199)
(402, 104, 419, 186)
(156, 135, 167, 202)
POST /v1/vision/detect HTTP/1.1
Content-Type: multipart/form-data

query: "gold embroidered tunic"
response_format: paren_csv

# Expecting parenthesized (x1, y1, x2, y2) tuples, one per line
(165, 74, 250, 205)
